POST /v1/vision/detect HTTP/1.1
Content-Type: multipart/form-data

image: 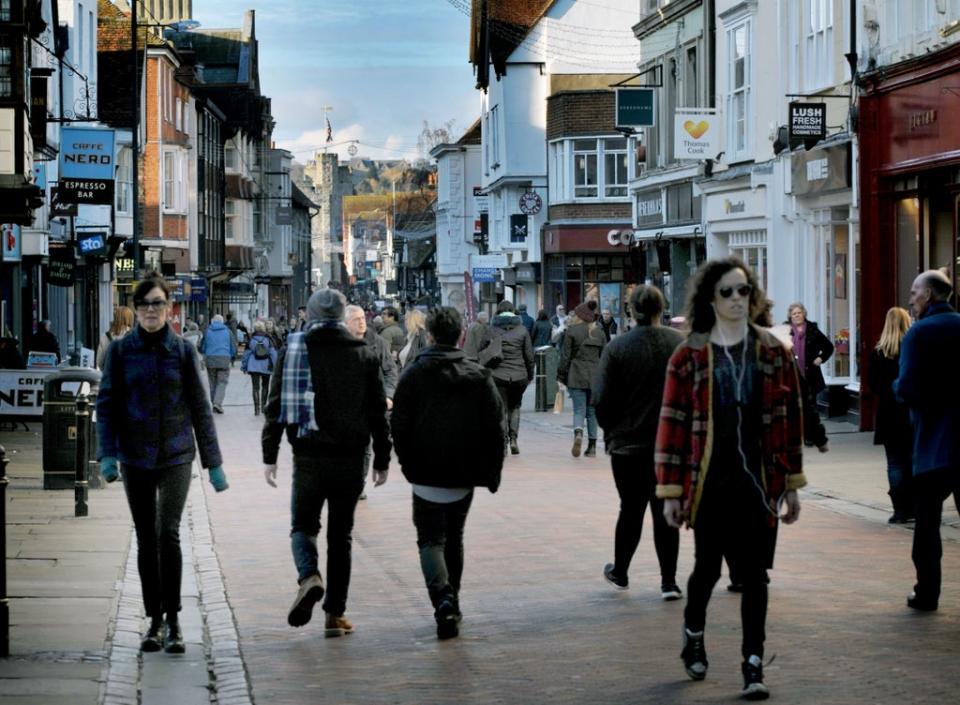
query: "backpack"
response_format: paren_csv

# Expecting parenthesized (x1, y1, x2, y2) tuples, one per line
(254, 338, 270, 360)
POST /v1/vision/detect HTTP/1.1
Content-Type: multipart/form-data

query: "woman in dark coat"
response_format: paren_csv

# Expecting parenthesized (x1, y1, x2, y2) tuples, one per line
(869, 306, 914, 523)
(532, 309, 553, 348)
(786, 302, 834, 396)
(96, 276, 228, 655)
(559, 300, 606, 458)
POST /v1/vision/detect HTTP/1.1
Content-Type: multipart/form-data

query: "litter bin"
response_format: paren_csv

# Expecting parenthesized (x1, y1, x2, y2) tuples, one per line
(42, 368, 101, 490)
(534, 346, 559, 412)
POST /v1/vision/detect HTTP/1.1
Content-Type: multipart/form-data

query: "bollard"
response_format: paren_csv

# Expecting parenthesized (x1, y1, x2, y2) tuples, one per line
(0, 444, 9, 656)
(74, 395, 89, 518)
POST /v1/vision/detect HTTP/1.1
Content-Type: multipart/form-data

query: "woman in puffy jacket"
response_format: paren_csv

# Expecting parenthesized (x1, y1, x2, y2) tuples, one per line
(241, 320, 279, 416)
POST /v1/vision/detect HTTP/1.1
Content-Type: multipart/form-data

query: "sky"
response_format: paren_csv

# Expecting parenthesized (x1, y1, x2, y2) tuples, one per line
(189, 0, 480, 164)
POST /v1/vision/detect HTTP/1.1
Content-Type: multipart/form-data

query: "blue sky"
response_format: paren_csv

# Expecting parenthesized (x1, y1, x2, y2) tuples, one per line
(190, 0, 479, 162)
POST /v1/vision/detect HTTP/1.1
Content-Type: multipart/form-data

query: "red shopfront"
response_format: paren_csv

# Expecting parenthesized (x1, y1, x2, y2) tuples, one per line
(858, 43, 960, 428)
(542, 224, 648, 327)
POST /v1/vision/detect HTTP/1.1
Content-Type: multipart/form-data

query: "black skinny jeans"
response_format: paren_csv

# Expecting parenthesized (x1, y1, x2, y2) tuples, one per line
(684, 479, 775, 659)
(290, 455, 365, 617)
(122, 463, 193, 619)
(412, 491, 474, 608)
(495, 379, 527, 441)
(912, 467, 960, 603)
(610, 453, 679, 584)
(250, 372, 270, 412)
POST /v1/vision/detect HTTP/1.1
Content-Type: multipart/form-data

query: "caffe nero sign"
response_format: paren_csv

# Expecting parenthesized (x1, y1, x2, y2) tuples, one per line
(58, 127, 116, 205)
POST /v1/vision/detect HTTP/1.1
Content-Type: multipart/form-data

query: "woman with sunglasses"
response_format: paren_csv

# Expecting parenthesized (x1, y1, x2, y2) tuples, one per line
(96, 275, 228, 655)
(655, 257, 806, 701)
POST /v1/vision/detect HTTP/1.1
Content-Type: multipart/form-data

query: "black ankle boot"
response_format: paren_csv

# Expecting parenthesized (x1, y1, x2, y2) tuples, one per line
(141, 615, 164, 652)
(584, 439, 597, 457)
(164, 618, 185, 654)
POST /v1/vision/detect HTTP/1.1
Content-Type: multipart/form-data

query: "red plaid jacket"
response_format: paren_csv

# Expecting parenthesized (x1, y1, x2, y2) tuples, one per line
(654, 326, 807, 527)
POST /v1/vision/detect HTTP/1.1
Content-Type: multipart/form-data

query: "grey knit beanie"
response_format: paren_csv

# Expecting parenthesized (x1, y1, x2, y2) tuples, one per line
(307, 288, 346, 322)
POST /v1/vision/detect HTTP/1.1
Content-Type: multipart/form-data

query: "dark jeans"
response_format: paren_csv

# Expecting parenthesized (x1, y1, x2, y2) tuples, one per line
(495, 379, 527, 441)
(610, 453, 679, 584)
(684, 479, 774, 659)
(290, 454, 365, 616)
(569, 388, 598, 441)
(250, 373, 270, 413)
(121, 462, 193, 619)
(884, 443, 914, 517)
(801, 376, 827, 447)
(912, 467, 960, 603)
(412, 491, 474, 608)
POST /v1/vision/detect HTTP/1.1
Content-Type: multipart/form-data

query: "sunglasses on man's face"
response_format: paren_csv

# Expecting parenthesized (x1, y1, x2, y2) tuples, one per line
(717, 284, 753, 299)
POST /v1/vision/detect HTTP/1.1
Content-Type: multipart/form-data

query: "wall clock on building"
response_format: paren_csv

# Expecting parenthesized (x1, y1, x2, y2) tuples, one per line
(519, 191, 542, 215)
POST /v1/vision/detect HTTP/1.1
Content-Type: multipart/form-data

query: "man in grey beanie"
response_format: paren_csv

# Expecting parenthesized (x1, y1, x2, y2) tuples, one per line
(262, 289, 391, 636)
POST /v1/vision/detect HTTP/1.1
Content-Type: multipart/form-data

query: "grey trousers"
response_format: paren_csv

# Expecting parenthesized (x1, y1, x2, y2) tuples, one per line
(207, 367, 230, 406)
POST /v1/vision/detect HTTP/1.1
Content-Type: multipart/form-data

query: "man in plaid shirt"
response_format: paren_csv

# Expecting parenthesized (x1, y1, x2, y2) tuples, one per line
(655, 258, 806, 701)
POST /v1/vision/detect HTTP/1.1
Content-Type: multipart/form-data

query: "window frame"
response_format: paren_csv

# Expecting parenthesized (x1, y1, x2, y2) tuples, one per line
(0, 36, 13, 98)
(726, 19, 753, 163)
(803, 0, 834, 92)
(549, 136, 634, 203)
(161, 148, 186, 214)
(115, 147, 132, 214)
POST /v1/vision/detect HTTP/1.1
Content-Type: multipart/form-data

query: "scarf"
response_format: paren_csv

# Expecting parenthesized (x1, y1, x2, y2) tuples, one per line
(278, 320, 341, 437)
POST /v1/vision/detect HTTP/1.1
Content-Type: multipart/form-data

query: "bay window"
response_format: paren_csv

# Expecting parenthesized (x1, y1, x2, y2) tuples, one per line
(551, 137, 633, 202)
(574, 139, 597, 198)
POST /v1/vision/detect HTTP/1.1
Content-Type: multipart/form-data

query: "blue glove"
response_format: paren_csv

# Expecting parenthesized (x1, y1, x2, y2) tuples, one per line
(100, 457, 120, 483)
(208, 466, 229, 492)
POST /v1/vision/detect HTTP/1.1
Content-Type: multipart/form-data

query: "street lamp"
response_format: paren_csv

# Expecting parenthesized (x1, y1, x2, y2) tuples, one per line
(129, 5, 200, 277)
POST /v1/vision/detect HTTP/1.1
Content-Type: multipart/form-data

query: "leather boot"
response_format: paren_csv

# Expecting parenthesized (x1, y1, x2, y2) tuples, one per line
(584, 439, 597, 457)
(509, 437, 519, 455)
(571, 429, 583, 458)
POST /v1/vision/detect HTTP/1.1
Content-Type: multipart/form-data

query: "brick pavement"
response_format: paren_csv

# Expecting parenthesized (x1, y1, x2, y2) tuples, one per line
(205, 370, 960, 705)
(2, 367, 959, 705)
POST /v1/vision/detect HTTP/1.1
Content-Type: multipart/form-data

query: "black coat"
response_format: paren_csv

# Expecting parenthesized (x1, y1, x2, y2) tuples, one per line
(789, 320, 834, 395)
(489, 314, 534, 384)
(532, 319, 553, 348)
(97, 325, 222, 469)
(869, 348, 911, 450)
(593, 325, 684, 454)
(391, 346, 504, 491)
(261, 327, 391, 467)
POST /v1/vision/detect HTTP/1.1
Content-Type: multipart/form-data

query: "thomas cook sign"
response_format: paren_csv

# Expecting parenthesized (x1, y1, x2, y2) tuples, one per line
(58, 127, 116, 205)
(674, 110, 719, 160)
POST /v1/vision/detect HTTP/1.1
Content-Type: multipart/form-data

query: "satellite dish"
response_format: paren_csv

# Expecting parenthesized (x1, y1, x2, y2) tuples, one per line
(347, 144, 358, 157)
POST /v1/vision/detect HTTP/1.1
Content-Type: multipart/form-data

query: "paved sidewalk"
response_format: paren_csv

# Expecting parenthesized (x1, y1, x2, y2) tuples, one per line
(2, 367, 958, 705)
(206, 370, 959, 705)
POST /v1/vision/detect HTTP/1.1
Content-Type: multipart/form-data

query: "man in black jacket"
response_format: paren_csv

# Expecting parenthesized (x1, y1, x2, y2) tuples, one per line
(391, 307, 504, 639)
(262, 289, 391, 637)
(593, 285, 684, 599)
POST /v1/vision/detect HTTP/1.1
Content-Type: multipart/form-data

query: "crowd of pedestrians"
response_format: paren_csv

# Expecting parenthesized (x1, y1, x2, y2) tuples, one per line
(89, 257, 960, 702)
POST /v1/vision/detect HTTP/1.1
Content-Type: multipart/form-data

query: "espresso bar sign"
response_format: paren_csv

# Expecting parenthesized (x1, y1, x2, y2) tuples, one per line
(789, 102, 826, 142)
(58, 127, 116, 205)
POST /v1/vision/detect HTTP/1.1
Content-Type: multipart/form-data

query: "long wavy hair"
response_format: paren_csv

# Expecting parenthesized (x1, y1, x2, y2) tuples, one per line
(875, 307, 911, 359)
(685, 257, 766, 334)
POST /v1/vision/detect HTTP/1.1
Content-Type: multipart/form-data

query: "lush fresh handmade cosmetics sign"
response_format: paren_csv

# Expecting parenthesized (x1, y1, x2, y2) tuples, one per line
(58, 127, 116, 205)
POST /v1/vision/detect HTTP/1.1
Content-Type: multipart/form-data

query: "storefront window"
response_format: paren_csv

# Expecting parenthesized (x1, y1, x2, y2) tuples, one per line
(729, 230, 768, 292)
(819, 207, 851, 380)
(896, 197, 919, 312)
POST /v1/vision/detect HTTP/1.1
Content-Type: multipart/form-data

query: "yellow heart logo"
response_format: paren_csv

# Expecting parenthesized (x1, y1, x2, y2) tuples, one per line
(683, 120, 710, 139)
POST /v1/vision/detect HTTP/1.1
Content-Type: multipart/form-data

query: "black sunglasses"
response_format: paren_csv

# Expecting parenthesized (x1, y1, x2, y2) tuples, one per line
(717, 284, 753, 299)
(135, 298, 168, 311)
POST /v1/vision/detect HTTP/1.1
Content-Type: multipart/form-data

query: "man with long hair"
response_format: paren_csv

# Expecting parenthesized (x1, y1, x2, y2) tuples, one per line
(655, 257, 806, 701)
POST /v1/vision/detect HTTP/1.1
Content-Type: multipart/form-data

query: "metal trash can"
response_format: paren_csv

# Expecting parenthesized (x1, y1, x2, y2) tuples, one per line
(534, 346, 559, 411)
(42, 368, 101, 490)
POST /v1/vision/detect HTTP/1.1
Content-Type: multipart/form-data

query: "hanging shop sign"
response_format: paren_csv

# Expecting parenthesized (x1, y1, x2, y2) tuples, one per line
(49, 187, 78, 217)
(788, 102, 827, 143)
(674, 110, 720, 160)
(77, 231, 108, 258)
(48, 247, 76, 287)
(1, 224, 21, 262)
(616, 87, 656, 129)
(473, 187, 489, 236)
(471, 267, 497, 283)
(518, 190, 542, 215)
(509, 213, 529, 243)
(275, 206, 292, 225)
(115, 256, 135, 279)
(791, 141, 850, 196)
(57, 127, 116, 205)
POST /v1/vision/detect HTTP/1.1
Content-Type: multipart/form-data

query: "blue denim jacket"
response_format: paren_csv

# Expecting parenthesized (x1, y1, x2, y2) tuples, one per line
(96, 325, 222, 469)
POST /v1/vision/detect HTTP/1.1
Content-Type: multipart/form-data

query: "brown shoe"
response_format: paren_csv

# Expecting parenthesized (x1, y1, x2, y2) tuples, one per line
(571, 429, 583, 458)
(324, 612, 355, 638)
(287, 574, 324, 628)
